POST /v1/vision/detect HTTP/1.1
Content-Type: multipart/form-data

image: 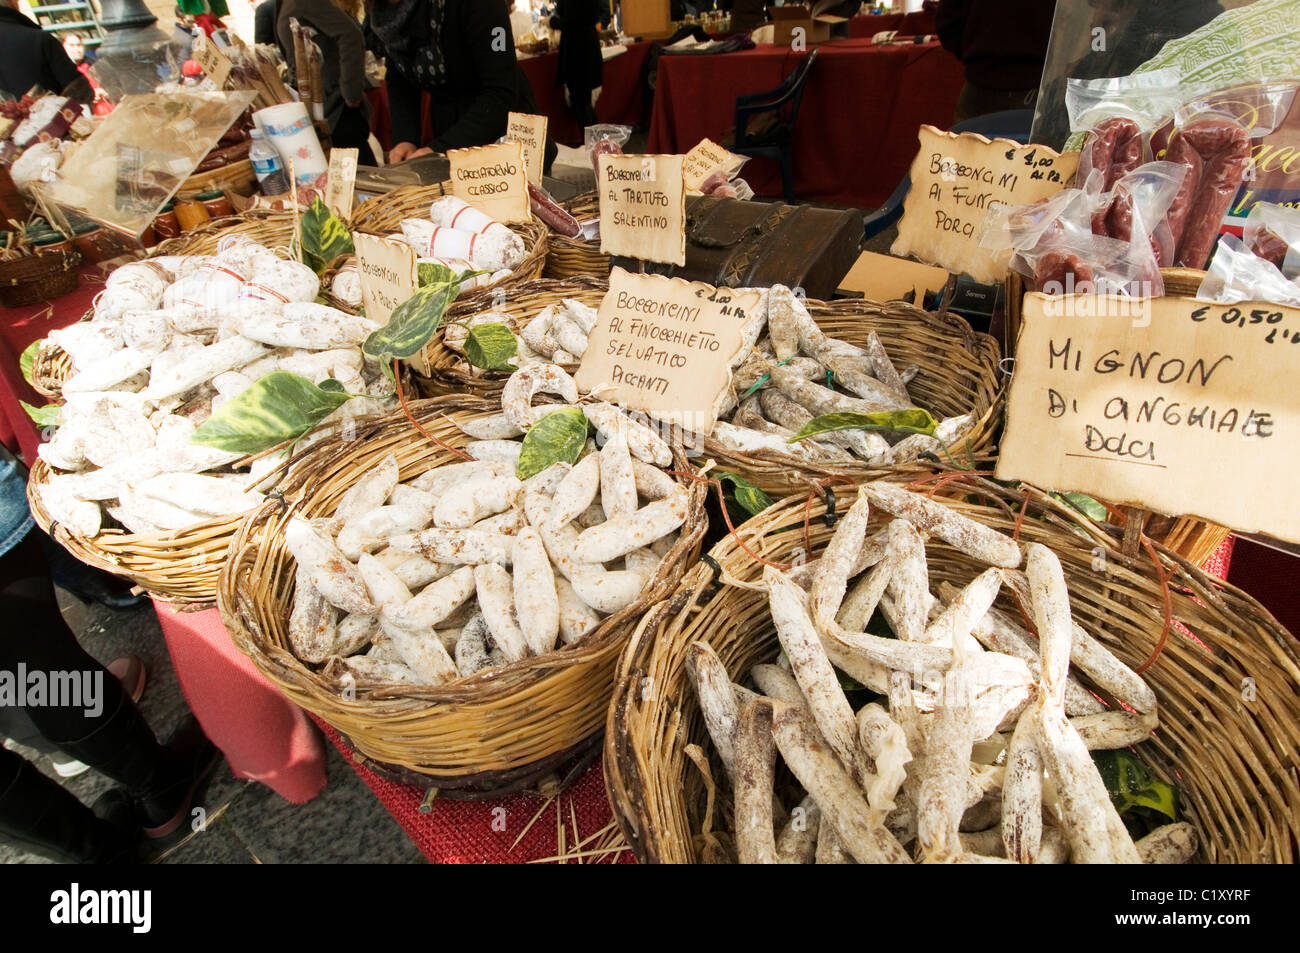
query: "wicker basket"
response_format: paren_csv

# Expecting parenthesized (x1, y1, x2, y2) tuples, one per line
(697, 298, 1003, 498)
(543, 192, 608, 280)
(150, 208, 298, 258)
(412, 276, 608, 398)
(349, 181, 453, 234)
(219, 395, 709, 795)
(30, 338, 74, 400)
(605, 472, 1300, 863)
(31, 209, 358, 401)
(0, 248, 80, 308)
(351, 181, 548, 283)
(27, 458, 256, 606)
(1002, 267, 1230, 566)
(23, 395, 401, 606)
(177, 158, 258, 200)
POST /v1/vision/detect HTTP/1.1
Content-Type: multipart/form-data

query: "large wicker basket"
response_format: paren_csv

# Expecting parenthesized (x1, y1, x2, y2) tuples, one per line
(412, 276, 608, 398)
(697, 298, 1002, 498)
(151, 207, 298, 258)
(219, 395, 709, 796)
(0, 248, 80, 308)
(27, 457, 260, 606)
(605, 472, 1300, 863)
(32, 210, 358, 401)
(1002, 267, 1230, 567)
(543, 192, 608, 280)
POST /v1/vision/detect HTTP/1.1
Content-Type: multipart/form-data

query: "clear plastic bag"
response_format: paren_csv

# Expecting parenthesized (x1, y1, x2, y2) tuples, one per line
(979, 176, 1167, 298)
(1197, 233, 1300, 307)
(1160, 107, 1253, 270)
(584, 123, 632, 175)
(1244, 202, 1300, 280)
(1065, 69, 1183, 189)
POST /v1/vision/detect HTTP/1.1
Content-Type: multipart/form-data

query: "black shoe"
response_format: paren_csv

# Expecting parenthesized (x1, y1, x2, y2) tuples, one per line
(0, 759, 137, 863)
(137, 716, 223, 846)
(90, 788, 143, 864)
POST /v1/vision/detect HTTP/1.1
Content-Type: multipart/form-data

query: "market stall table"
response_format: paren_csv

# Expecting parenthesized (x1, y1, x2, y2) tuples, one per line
(647, 38, 963, 208)
(518, 41, 655, 145)
(848, 10, 937, 38)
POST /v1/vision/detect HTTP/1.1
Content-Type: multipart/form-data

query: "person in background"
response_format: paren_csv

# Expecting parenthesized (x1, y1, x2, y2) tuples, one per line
(254, 0, 281, 44)
(936, 0, 1056, 123)
(0, 0, 91, 102)
(62, 34, 113, 115)
(277, 0, 376, 164)
(550, 0, 602, 131)
(370, 0, 556, 170)
(0, 446, 220, 864)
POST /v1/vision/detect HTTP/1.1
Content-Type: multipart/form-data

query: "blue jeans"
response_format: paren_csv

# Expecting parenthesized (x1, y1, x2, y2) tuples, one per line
(0, 446, 33, 560)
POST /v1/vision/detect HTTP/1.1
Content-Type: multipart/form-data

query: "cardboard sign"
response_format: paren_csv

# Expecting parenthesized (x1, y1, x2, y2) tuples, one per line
(837, 250, 949, 303)
(447, 141, 531, 224)
(997, 293, 1300, 544)
(353, 230, 417, 331)
(575, 266, 763, 434)
(505, 112, 548, 186)
(192, 34, 233, 88)
(892, 126, 1079, 285)
(326, 148, 358, 222)
(682, 138, 745, 192)
(597, 154, 686, 267)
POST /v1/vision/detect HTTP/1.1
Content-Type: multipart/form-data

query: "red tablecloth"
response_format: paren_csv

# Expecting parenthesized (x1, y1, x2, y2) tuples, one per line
(0, 267, 97, 461)
(154, 603, 327, 804)
(316, 717, 633, 864)
(647, 38, 963, 209)
(518, 41, 654, 145)
(848, 10, 937, 39)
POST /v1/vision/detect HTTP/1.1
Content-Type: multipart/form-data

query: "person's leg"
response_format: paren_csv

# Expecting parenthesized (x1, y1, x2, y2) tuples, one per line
(332, 106, 379, 166)
(1, 531, 218, 837)
(0, 746, 135, 863)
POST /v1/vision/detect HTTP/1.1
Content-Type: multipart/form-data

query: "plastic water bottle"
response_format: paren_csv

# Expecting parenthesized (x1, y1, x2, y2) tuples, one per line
(249, 128, 290, 197)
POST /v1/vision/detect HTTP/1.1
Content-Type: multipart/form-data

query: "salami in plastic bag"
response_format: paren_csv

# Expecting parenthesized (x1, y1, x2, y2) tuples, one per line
(585, 123, 632, 175)
(1197, 233, 1300, 307)
(1066, 70, 1182, 186)
(1162, 110, 1252, 270)
(1244, 202, 1300, 279)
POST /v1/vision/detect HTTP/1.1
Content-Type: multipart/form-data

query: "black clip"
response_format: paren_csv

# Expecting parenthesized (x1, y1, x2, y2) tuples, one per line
(823, 487, 838, 528)
(700, 553, 723, 600)
(268, 488, 288, 514)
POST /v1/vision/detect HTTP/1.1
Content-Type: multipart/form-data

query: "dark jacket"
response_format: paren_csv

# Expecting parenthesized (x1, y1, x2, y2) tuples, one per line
(0, 6, 89, 102)
(276, 0, 368, 133)
(380, 0, 542, 153)
(936, 0, 1055, 92)
(550, 0, 602, 93)
(254, 0, 279, 45)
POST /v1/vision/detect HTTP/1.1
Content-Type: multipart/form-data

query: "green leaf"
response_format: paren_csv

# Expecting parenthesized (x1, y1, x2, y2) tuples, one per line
(362, 282, 458, 365)
(715, 471, 774, 518)
(464, 323, 518, 372)
(417, 260, 456, 287)
(191, 371, 351, 454)
(19, 339, 42, 389)
(21, 400, 62, 428)
(787, 409, 940, 443)
(1062, 492, 1108, 523)
(1092, 750, 1180, 822)
(516, 408, 588, 480)
(300, 197, 354, 274)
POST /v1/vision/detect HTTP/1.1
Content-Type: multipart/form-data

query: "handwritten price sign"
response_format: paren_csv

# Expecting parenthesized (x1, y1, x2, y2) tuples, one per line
(997, 293, 1300, 544)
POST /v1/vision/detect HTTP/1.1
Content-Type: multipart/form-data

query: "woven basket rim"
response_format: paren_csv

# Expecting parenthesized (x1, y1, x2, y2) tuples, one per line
(217, 394, 709, 783)
(604, 469, 1300, 864)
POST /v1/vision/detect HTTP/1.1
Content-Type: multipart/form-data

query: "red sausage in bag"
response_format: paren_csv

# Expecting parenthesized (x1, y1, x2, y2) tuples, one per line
(1172, 118, 1251, 270)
